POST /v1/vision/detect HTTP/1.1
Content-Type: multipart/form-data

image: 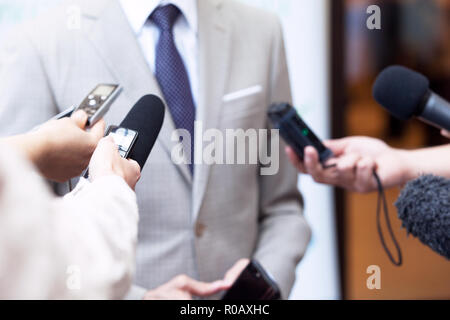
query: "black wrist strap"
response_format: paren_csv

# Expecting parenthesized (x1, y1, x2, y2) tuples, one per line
(373, 170, 403, 266)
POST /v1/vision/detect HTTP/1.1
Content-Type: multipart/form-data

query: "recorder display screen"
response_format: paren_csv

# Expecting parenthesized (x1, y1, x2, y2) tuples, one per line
(107, 127, 138, 158)
(93, 84, 116, 97)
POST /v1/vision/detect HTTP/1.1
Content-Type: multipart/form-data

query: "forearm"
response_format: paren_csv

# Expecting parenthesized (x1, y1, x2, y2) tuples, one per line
(1, 131, 46, 168)
(59, 176, 139, 299)
(0, 147, 137, 299)
(398, 144, 450, 182)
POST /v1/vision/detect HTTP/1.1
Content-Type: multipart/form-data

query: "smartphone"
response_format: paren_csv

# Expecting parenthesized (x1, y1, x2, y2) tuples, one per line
(73, 84, 122, 127)
(222, 260, 281, 300)
(106, 126, 138, 158)
(268, 102, 334, 166)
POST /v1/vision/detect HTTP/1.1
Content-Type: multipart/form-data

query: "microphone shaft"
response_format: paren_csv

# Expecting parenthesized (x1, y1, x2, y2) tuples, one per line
(419, 92, 450, 131)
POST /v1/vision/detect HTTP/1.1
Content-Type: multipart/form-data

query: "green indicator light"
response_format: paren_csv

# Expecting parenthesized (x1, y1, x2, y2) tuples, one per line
(302, 128, 309, 136)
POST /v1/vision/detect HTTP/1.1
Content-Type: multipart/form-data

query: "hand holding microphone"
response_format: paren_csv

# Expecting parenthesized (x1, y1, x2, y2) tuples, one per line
(85, 94, 165, 187)
(89, 136, 141, 190)
(285, 136, 411, 193)
(286, 65, 450, 192)
(276, 111, 405, 265)
(280, 65, 450, 266)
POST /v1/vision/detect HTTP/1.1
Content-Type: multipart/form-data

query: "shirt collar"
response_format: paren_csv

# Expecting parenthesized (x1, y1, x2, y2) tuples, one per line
(119, 0, 198, 35)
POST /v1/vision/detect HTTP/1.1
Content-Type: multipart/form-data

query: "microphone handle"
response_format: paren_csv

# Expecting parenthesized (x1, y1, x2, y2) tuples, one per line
(419, 92, 450, 131)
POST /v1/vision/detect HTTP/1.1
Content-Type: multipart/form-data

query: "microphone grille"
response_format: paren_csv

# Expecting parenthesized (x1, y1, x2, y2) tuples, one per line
(373, 65, 430, 120)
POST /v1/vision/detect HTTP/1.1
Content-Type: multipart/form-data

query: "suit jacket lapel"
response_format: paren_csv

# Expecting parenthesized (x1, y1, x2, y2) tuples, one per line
(81, 0, 192, 184)
(193, 0, 231, 220)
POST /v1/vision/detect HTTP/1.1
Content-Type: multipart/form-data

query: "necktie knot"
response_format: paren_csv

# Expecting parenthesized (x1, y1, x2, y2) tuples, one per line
(150, 4, 181, 32)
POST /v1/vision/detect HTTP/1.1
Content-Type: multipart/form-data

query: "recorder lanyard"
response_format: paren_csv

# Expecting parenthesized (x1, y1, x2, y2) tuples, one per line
(373, 170, 403, 266)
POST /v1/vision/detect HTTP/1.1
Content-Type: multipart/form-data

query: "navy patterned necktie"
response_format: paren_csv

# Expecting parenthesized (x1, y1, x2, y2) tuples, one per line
(151, 4, 196, 173)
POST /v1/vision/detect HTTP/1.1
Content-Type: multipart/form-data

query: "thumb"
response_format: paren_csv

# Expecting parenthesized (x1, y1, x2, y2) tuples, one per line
(127, 159, 141, 172)
(183, 279, 230, 297)
(89, 119, 106, 143)
(224, 259, 250, 285)
(324, 138, 349, 156)
(71, 110, 88, 129)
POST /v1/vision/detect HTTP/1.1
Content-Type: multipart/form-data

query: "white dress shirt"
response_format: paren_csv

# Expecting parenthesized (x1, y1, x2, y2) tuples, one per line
(119, 0, 199, 106)
(0, 144, 138, 299)
(119, 0, 199, 300)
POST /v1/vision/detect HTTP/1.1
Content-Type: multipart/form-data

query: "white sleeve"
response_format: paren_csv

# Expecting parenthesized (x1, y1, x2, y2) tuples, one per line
(0, 145, 138, 299)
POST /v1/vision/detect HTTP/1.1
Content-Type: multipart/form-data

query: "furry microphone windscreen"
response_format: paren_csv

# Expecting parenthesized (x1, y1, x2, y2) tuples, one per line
(395, 175, 450, 259)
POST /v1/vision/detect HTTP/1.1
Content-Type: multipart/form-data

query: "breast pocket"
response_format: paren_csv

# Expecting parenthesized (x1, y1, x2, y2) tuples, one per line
(221, 85, 266, 123)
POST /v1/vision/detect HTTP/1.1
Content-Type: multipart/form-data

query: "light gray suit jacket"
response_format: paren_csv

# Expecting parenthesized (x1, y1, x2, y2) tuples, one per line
(0, 0, 311, 298)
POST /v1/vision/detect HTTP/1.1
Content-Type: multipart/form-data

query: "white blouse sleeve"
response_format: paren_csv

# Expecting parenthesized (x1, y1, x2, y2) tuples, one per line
(0, 144, 138, 299)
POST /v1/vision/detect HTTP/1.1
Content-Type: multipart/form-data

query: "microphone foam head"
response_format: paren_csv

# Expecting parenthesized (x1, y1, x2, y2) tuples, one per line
(120, 95, 165, 169)
(395, 175, 450, 259)
(373, 65, 430, 120)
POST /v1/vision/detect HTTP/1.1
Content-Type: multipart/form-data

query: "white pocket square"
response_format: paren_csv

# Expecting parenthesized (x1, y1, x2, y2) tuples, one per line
(223, 85, 263, 102)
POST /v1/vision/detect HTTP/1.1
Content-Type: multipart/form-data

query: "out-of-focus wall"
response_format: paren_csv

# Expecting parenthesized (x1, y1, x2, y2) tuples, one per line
(240, 0, 340, 300)
(0, 0, 59, 38)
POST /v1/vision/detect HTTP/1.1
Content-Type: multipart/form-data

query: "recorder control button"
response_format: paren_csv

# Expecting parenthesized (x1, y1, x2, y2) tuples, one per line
(89, 99, 96, 106)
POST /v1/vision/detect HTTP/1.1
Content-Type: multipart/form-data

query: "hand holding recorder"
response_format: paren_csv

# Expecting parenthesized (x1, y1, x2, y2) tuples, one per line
(3, 110, 104, 182)
(2, 84, 123, 182)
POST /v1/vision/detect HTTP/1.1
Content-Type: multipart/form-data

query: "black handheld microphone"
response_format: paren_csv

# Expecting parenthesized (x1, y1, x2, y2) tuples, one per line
(373, 65, 450, 131)
(119, 95, 165, 169)
(268, 103, 334, 165)
(395, 175, 450, 259)
(268, 103, 402, 265)
(80, 95, 164, 183)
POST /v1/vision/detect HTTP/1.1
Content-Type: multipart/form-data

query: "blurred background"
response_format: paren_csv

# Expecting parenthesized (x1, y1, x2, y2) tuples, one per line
(339, 0, 450, 299)
(0, 0, 449, 299)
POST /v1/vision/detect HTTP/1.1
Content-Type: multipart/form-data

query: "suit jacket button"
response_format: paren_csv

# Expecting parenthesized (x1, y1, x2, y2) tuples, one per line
(195, 223, 206, 238)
